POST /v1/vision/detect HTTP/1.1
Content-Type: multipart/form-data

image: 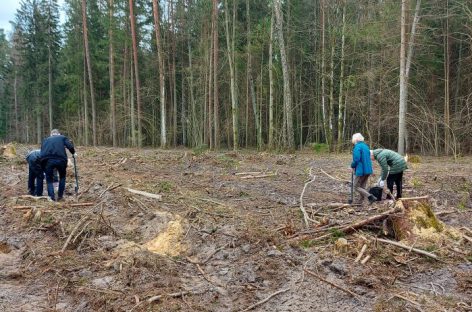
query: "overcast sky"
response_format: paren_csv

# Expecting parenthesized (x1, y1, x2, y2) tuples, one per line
(0, 0, 65, 37)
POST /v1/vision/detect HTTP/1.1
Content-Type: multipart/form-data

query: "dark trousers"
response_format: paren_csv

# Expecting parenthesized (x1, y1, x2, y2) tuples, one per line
(28, 163, 43, 196)
(387, 171, 403, 199)
(43, 159, 67, 200)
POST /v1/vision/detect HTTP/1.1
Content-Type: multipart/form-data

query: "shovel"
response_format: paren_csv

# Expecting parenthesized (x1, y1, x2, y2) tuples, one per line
(72, 154, 79, 195)
(348, 171, 354, 204)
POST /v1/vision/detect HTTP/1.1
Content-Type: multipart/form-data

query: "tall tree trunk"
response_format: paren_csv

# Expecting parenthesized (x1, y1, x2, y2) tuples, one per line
(130, 52, 136, 146)
(212, 0, 220, 149)
(398, 0, 421, 154)
(268, 10, 274, 149)
(328, 40, 335, 150)
(14, 70, 19, 141)
(398, 0, 408, 155)
(82, 0, 97, 146)
(274, 0, 294, 149)
(246, 0, 261, 148)
(208, 24, 213, 149)
(188, 38, 197, 146)
(152, 0, 166, 148)
(129, 0, 142, 147)
(444, 0, 450, 155)
(109, 0, 116, 146)
(320, 0, 329, 148)
(123, 43, 128, 145)
(48, 13, 53, 133)
(83, 55, 89, 146)
(224, 0, 238, 150)
(170, 0, 177, 147)
(337, 3, 346, 152)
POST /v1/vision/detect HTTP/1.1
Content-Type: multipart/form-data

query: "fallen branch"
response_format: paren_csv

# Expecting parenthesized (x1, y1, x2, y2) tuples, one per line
(17, 195, 50, 200)
(391, 292, 422, 307)
(307, 203, 361, 209)
(462, 234, 472, 244)
(235, 171, 262, 176)
(195, 263, 226, 288)
(99, 183, 122, 198)
(376, 238, 438, 260)
(339, 207, 400, 234)
(461, 227, 472, 236)
(360, 255, 371, 264)
(125, 188, 162, 200)
(240, 288, 290, 312)
(355, 244, 367, 263)
(398, 196, 429, 201)
(300, 167, 320, 228)
(240, 172, 278, 179)
(13, 202, 95, 209)
(319, 168, 350, 183)
(304, 269, 360, 299)
(61, 216, 90, 253)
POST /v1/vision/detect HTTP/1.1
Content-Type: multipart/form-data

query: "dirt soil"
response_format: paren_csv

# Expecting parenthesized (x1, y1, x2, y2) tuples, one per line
(1, 146, 471, 312)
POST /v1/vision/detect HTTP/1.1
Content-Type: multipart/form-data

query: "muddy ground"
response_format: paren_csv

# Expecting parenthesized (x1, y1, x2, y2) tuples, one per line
(1, 146, 471, 312)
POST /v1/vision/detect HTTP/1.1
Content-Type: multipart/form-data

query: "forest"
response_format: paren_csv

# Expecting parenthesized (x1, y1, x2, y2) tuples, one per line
(0, 0, 471, 154)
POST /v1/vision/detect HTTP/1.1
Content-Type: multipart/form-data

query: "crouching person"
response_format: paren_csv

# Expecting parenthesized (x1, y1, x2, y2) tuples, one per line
(350, 133, 377, 205)
(26, 149, 44, 196)
(40, 129, 76, 201)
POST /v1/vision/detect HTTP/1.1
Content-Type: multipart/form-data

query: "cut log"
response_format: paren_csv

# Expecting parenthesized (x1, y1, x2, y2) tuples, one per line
(125, 188, 162, 200)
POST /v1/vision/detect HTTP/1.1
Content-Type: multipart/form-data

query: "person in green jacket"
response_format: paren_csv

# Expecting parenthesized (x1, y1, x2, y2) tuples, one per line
(371, 149, 408, 199)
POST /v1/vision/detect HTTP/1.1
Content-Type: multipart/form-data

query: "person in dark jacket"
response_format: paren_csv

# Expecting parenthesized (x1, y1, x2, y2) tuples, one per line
(371, 149, 408, 199)
(40, 129, 76, 201)
(26, 149, 44, 196)
(350, 133, 376, 204)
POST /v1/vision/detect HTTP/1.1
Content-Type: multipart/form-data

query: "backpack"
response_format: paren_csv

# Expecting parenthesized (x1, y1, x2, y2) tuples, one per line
(369, 187, 383, 201)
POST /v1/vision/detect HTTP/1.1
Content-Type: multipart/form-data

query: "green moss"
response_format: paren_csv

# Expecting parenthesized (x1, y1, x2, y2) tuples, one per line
(415, 203, 444, 232)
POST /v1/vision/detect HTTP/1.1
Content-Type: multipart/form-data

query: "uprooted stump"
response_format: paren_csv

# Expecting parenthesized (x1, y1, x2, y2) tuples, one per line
(388, 196, 460, 246)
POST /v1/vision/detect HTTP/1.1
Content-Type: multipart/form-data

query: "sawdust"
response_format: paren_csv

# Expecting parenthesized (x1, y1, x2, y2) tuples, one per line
(0, 144, 17, 159)
(143, 216, 186, 257)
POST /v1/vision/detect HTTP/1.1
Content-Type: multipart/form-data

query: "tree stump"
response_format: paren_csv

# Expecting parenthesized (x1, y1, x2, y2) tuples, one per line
(389, 196, 458, 245)
(0, 143, 17, 159)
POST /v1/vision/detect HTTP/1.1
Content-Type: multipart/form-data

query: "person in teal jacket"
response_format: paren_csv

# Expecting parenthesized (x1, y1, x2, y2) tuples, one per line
(371, 149, 408, 199)
(350, 133, 376, 204)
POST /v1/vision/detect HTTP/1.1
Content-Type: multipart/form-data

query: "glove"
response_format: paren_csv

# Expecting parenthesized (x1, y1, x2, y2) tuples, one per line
(378, 180, 385, 188)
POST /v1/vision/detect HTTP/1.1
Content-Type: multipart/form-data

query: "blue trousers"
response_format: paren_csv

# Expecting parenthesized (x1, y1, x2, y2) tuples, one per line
(28, 162, 43, 196)
(43, 159, 67, 200)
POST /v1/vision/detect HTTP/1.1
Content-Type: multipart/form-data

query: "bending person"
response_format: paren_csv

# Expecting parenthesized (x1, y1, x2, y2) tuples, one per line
(40, 129, 76, 201)
(371, 149, 407, 199)
(26, 149, 44, 196)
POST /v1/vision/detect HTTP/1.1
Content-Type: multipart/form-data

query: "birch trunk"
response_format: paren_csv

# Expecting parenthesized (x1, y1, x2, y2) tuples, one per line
(224, 0, 238, 150)
(152, 0, 167, 148)
(274, 0, 294, 149)
(129, 0, 142, 147)
(337, 3, 346, 152)
(109, 0, 116, 146)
